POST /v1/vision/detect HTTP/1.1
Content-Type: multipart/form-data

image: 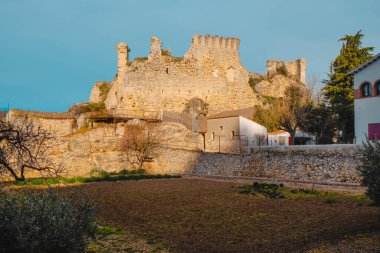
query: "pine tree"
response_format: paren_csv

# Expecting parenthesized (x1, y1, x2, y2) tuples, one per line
(323, 31, 373, 142)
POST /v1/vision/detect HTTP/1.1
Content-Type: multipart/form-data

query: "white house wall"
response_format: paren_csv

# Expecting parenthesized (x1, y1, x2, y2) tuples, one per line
(239, 116, 267, 149)
(353, 59, 380, 143)
(355, 97, 380, 143)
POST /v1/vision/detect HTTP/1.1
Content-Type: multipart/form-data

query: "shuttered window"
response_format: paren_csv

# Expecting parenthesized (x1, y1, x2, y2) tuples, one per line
(368, 123, 380, 140)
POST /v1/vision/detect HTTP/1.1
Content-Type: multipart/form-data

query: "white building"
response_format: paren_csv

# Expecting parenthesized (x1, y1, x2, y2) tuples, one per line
(267, 130, 291, 146)
(205, 108, 267, 153)
(348, 53, 380, 144)
(267, 129, 316, 146)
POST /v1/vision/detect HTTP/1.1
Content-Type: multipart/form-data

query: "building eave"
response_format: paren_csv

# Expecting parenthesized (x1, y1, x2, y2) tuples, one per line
(347, 52, 380, 75)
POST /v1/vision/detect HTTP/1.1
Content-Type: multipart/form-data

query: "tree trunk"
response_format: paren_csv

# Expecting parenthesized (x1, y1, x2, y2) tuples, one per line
(0, 161, 22, 181)
(290, 133, 296, 145)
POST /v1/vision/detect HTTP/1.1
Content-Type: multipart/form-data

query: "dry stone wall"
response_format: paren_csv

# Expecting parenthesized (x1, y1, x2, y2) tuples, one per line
(188, 145, 362, 185)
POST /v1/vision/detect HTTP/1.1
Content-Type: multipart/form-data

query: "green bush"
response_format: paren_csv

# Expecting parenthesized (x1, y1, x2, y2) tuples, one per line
(80, 102, 105, 113)
(240, 182, 285, 199)
(90, 168, 110, 177)
(0, 189, 97, 253)
(358, 138, 380, 206)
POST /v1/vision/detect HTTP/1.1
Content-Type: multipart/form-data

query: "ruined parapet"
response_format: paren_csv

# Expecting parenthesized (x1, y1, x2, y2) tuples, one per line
(148, 36, 162, 61)
(184, 35, 241, 63)
(116, 42, 128, 79)
(89, 81, 111, 103)
(266, 59, 306, 83)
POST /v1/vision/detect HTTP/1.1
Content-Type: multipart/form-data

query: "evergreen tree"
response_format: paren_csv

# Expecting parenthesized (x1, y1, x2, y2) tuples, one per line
(323, 31, 373, 143)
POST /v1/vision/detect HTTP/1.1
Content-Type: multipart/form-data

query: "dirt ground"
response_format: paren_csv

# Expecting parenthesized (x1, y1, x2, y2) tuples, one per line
(71, 178, 379, 253)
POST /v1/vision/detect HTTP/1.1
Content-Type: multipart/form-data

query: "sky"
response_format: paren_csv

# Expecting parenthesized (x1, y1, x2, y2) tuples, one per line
(0, 0, 379, 112)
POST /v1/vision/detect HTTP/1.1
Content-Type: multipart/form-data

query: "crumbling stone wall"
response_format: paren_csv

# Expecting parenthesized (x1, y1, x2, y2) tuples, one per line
(189, 145, 361, 185)
(91, 35, 307, 116)
(7, 109, 75, 136)
(52, 121, 202, 176)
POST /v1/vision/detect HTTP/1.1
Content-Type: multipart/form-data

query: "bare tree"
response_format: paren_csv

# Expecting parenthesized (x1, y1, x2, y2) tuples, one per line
(0, 116, 63, 181)
(122, 122, 162, 170)
(306, 73, 323, 105)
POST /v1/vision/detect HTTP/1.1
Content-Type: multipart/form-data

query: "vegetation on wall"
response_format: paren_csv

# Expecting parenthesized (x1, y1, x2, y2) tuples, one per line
(161, 49, 171, 56)
(80, 102, 106, 113)
(134, 57, 148, 62)
(98, 82, 111, 102)
(276, 65, 289, 76)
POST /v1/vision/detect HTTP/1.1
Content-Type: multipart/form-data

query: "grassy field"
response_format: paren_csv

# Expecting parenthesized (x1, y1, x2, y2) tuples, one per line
(63, 178, 380, 253)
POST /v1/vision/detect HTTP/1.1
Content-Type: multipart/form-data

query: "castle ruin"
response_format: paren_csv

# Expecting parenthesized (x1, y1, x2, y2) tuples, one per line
(90, 35, 307, 116)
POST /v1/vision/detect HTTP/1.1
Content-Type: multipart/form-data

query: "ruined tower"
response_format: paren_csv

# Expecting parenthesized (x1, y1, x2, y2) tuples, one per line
(117, 42, 128, 79)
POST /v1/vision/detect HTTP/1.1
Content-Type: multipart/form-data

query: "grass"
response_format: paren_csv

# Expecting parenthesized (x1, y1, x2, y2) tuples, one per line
(13, 169, 180, 186)
(97, 225, 123, 237)
(239, 182, 369, 202)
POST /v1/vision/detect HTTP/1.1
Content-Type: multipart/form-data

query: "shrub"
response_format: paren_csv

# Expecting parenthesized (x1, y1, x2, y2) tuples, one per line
(90, 168, 110, 177)
(276, 65, 288, 76)
(240, 182, 285, 199)
(357, 138, 380, 206)
(0, 189, 97, 253)
(248, 76, 263, 91)
(80, 102, 105, 113)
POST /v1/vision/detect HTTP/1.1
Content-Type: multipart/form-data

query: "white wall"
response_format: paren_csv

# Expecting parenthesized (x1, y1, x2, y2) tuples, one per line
(239, 116, 267, 149)
(205, 117, 241, 153)
(353, 59, 380, 143)
(268, 133, 290, 146)
(355, 98, 380, 143)
(353, 60, 380, 89)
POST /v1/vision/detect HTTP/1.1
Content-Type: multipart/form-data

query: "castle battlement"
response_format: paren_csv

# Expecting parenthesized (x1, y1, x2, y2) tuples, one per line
(191, 35, 240, 50)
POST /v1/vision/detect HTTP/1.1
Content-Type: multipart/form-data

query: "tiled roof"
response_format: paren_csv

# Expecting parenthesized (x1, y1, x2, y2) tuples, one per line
(268, 130, 289, 135)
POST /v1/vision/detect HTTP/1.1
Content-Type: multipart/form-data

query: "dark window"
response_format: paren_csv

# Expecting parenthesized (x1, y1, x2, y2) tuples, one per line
(361, 82, 372, 97)
(376, 81, 380, 95)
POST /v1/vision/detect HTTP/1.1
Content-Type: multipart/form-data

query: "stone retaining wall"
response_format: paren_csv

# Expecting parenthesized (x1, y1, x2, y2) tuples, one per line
(189, 145, 362, 186)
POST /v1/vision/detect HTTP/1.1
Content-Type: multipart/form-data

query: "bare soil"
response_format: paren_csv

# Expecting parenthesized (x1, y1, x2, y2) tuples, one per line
(70, 178, 380, 253)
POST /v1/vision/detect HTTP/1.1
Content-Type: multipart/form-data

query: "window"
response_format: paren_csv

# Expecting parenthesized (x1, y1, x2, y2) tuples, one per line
(361, 82, 372, 97)
(369, 123, 380, 140)
(220, 126, 223, 131)
(211, 132, 215, 140)
(376, 81, 380, 95)
(231, 131, 235, 139)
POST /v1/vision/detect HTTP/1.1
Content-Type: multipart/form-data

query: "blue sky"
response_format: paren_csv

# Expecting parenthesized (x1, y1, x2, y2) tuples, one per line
(0, 0, 379, 112)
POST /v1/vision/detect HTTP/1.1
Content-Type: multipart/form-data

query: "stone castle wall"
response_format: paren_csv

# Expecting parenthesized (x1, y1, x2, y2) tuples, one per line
(7, 109, 75, 137)
(50, 121, 203, 176)
(188, 145, 362, 186)
(91, 35, 307, 116)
